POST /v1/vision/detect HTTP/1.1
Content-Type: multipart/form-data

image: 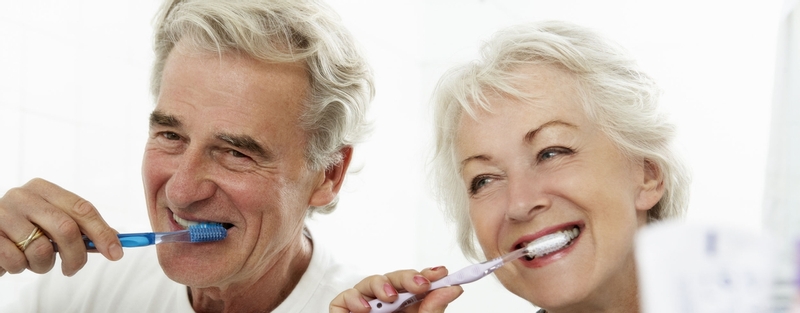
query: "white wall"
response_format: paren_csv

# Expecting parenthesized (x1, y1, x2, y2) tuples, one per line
(0, 0, 784, 311)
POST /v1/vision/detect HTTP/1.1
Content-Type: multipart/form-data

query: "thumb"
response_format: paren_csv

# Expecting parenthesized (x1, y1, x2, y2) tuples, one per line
(418, 286, 464, 313)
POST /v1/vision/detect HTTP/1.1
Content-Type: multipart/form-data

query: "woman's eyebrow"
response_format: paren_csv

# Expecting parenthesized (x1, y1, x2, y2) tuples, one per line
(460, 154, 492, 171)
(459, 120, 577, 171)
(524, 120, 576, 143)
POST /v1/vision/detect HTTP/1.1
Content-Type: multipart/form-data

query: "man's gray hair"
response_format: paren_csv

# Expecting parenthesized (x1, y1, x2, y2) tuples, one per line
(151, 0, 374, 215)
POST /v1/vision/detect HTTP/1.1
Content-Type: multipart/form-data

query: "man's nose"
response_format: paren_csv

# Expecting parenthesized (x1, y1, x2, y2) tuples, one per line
(164, 147, 217, 209)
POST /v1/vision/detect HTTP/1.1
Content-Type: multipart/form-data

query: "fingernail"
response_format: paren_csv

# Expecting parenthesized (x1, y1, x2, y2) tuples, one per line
(413, 275, 429, 286)
(383, 283, 397, 297)
(430, 266, 443, 271)
(360, 297, 371, 308)
(109, 243, 123, 261)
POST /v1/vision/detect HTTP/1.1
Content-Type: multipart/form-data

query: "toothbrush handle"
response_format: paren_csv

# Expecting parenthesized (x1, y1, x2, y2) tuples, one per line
(84, 233, 156, 249)
(367, 258, 504, 313)
(53, 232, 158, 252)
(367, 292, 426, 313)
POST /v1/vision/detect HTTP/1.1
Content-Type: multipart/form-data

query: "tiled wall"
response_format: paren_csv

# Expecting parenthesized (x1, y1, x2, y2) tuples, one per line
(0, 0, 159, 303)
(0, 0, 157, 225)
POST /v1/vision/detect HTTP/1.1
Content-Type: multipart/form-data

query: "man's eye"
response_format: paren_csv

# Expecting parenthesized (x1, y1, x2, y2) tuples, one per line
(162, 132, 180, 140)
(228, 150, 248, 158)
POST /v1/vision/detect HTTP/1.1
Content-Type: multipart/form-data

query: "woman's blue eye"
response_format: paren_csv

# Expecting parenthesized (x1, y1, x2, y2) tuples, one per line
(469, 176, 492, 194)
(541, 151, 558, 160)
(538, 147, 573, 161)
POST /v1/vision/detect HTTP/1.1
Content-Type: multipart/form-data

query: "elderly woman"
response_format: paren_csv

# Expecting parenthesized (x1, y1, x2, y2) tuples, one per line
(331, 20, 690, 313)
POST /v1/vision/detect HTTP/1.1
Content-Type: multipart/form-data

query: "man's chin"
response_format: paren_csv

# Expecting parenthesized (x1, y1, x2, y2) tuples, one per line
(156, 245, 227, 287)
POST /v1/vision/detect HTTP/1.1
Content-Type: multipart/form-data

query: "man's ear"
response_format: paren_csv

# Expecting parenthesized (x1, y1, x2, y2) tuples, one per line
(635, 159, 665, 212)
(309, 146, 353, 207)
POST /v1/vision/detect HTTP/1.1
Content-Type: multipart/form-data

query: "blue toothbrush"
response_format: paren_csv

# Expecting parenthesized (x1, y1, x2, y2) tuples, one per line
(53, 223, 228, 251)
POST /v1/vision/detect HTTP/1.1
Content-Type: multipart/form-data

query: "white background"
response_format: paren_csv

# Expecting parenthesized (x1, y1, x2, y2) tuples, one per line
(0, 0, 785, 311)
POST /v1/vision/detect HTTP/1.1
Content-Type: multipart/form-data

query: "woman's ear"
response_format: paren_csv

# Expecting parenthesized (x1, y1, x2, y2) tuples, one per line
(636, 159, 665, 212)
(309, 146, 353, 207)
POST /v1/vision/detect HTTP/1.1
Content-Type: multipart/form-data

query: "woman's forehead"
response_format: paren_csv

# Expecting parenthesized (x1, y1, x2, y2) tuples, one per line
(468, 67, 583, 118)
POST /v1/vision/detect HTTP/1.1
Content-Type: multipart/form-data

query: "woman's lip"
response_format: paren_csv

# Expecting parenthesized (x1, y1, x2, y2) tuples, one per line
(508, 221, 584, 268)
(519, 234, 580, 268)
(511, 221, 584, 252)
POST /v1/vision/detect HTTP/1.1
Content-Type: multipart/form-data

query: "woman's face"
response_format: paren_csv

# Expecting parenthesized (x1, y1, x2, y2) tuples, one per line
(455, 65, 663, 311)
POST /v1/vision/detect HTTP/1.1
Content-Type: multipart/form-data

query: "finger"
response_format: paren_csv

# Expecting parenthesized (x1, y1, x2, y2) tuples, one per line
(356, 274, 395, 301)
(329, 288, 372, 313)
(383, 270, 432, 295)
(420, 266, 449, 282)
(1, 182, 86, 275)
(0, 237, 27, 274)
(0, 266, 6, 276)
(417, 286, 464, 313)
(386, 267, 455, 313)
(0, 202, 29, 274)
(355, 270, 427, 303)
(24, 234, 56, 274)
(28, 179, 122, 262)
(4, 185, 89, 276)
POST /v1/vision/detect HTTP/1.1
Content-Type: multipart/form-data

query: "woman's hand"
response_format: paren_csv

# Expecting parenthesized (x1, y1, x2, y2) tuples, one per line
(330, 266, 464, 313)
(0, 178, 123, 277)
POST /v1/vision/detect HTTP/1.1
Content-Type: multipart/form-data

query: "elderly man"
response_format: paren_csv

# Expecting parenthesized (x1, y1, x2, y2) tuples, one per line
(0, 0, 373, 312)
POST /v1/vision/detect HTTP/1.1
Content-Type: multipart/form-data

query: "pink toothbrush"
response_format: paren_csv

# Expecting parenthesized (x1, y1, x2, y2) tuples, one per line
(367, 230, 576, 313)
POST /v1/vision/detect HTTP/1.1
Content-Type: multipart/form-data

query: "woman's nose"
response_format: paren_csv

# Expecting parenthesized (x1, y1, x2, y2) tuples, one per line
(164, 147, 217, 209)
(505, 173, 550, 222)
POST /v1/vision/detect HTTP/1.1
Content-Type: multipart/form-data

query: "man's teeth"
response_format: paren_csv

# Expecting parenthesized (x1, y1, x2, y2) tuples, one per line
(174, 214, 200, 229)
(173, 214, 233, 229)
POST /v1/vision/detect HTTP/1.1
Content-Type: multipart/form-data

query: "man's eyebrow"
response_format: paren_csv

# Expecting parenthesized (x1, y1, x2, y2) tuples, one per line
(149, 110, 181, 128)
(523, 120, 576, 143)
(216, 133, 270, 159)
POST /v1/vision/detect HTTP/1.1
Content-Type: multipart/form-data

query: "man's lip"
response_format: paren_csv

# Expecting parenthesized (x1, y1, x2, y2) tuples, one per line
(511, 221, 584, 252)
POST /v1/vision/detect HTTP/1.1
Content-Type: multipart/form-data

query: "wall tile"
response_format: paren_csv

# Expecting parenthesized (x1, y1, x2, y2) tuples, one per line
(20, 113, 78, 187)
(0, 106, 22, 190)
(21, 29, 81, 122)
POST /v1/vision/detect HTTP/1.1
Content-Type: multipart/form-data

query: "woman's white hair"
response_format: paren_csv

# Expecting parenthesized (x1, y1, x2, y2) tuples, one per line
(431, 21, 691, 260)
(150, 0, 374, 215)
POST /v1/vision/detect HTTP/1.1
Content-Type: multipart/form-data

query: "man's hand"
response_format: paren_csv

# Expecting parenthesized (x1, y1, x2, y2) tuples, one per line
(0, 178, 122, 277)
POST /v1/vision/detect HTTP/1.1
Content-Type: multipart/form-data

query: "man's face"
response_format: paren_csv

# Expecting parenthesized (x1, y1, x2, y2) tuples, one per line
(142, 42, 326, 287)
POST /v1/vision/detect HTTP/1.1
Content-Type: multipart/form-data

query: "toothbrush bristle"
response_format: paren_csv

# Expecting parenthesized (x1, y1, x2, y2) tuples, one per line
(525, 231, 572, 258)
(188, 223, 228, 242)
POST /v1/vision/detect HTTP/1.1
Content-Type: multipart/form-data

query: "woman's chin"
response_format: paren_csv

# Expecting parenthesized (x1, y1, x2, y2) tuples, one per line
(522, 288, 587, 313)
(499, 266, 590, 311)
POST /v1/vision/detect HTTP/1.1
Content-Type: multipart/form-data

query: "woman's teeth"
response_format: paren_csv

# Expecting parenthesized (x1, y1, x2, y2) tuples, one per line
(522, 226, 581, 260)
